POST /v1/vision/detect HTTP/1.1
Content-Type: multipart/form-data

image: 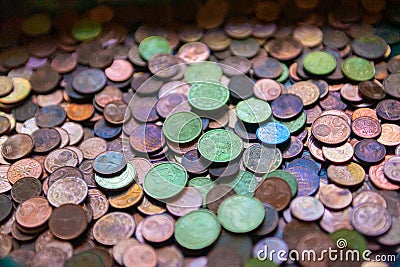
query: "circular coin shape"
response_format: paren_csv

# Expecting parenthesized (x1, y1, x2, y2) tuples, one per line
(8, 158, 42, 184)
(166, 187, 203, 216)
(0, 194, 12, 222)
(255, 178, 292, 211)
(354, 139, 386, 164)
(95, 162, 136, 190)
(122, 244, 157, 267)
(236, 97, 271, 124)
(322, 142, 354, 163)
(351, 203, 392, 236)
(383, 73, 400, 99)
(342, 57, 375, 81)
(71, 18, 101, 41)
(93, 212, 136, 245)
(32, 128, 61, 153)
(263, 170, 298, 197)
(129, 124, 165, 154)
(139, 36, 172, 61)
(198, 129, 243, 163)
(1, 134, 34, 161)
(16, 197, 52, 228)
(143, 162, 187, 200)
(267, 36, 303, 61)
(376, 99, 400, 122)
(67, 103, 94, 122)
(65, 252, 103, 267)
(174, 209, 221, 250)
(352, 35, 387, 60)
(162, 112, 202, 144)
(327, 162, 365, 187)
(141, 214, 175, 243)
(378, 124, 400, 146)
(0, 76, 13, 97)
(271, 94, 303, 120)
(105, 60, 134, 82)
(303, 51, 336, 75)
(47, 177, 88, 207)
(49, 204, 87, 240)
(252, 57, 282, 79)
(383, 156, 400, 182)
(184, 61, 223, 83)
(35, 105, 66, 128)
(352, 116, 381, 139)
(243, 143, 280, 174)
(93, 151, 126, 176)
(311, 115, 350, 145)
(11, 177, 42, 203)
(188, 81, 229, 111)
(44, 148, 79, 173)
(256, 122, 290, 145)
(72, 69, 107, 94)
(108, 183, 143, 209)
(288, 81, 320, 106)
(319, 184, 352, 210)
(290, 196, 324, 221)
(0, 77, 31, 105)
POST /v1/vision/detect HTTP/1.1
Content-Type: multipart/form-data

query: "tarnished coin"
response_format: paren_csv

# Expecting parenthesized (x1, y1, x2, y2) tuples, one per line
(369, 158, 400, 190)
(32, 128, 61, 153)
(296, 232, 335, 267)
(48, 166, 84, 187)
(285, 165, 319, 196)
(86, 189, 109, 220)
(49, 204, 87, 240)
(0, 194, 12, 222)
(319, 184, 352, 210)
(130, 124, 165, 154)
(1, 134, 34, 161)
(290, 196, 324, 221)
(141, 214, 175, 243)
(354, 139, 386, 164)
(166, 187, 202, 216)
(271, 94, 303, 120)
(206, 184, 236, 214)
(376, 99, 400, 122)
(253, 78, 281, 101)
(267, 36, 303, 61)
(0, 166, 11, 193)
(72, 69, 107, 94)
(35, 105, 66, 128)
(47, 177, 88, 207)
(353, 191, 387, 208)
(242, 143, 280, 174)
(8, 158, 42, 184)
(252, 237, 288, 265)
(44, 148, 79, 173)
(352, 116, 381, 139)
(288, 81, 320, 106)
(383, 156, 400, 182)
(255, 178, 292, 211)
(311, 115, 350, 145)
(11, 177, 42, 203)
(93, 212, 135, 246)
(15, 197, 52, 228)
(351, 203, 392, 236)
(79, 137, 107, 159)
(252, 56, 282, 79)
(93, 151, 126, 176)
(327, 162, 365, 187)
(322, 142, 354, 163)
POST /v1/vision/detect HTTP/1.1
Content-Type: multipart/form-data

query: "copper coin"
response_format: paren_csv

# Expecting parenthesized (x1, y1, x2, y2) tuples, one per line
(36, 90, 64, 108)
(384, 73, 400, 99)
(351, 203, 392, 236)
(323, 29, 349, 49)
(206, 184, 235, 214)
(253, 78, 281, 101)
(354, 139, 386, 164)
(130, 96, 159, 122)
(267, 36, 303, 61)
(48, 166, 83, 187)
(383, 156, 400, 182)
(32, 128, 61, 153)
(181, 149, 209, 175)
(129, 157, 152, 185)
(252, 56, 282, 79)
(141, 214, 175, 243)
(281, 136, 304, 160)
(353, 191, 387, 208)
(51, 53, 77, 73)
(1, 134, 34, 161)
(255, 178, 292, 211)
(227, 75, 254, 100)
(305, 105, 322, 125)
(319, 184, 352, 210)
(89, 49, 113, 69)
(122, 244, 157, 267)
(358, 79, 386, 100)
(35, 105, 66, 128)
(166, 187, 203, 216)
(16, 197, 52, 228)
(0, 116, 10, 135)
(283, 220, 321, 250)
(319, 92, 347, 110)
(377, 123, 400, 146)
(93, 212, 135, 246)
(178, 42, 210, 63)
(322, 142, 354, 163)
(95, 86, 123, 108)
(7, 158, 42, 184)
(79, 137, 107, 159)
(271, 94, 303, 120)
(49, 204, 87, 240)
(296, 232, 335, 267)
(27, 35, 57, 57)
(66, 103, 94, 122)
(86, 189, 109, 220)
(44, 148, 79, 173)
(208, 247, 242, 267)
(11, 177, 42, 203)
(319, 208, 353, 234)
(0, 46, 29, 68)
(156, 246, 184, 267)
(376, 99, 400, 122)
(30, 66, 60, 94)
(340, 83, 364, 102)
(221, 56, 251, 76)
(11, 98, 38, 122)
(201, 28, 231, 51)
(311, 115, 351, 145)
(32, 247, 66, 267)
(230, 37, 259, 58)
(105, 59, 134, 82)
(103, 100, 128, 125)
(0, 194, 12, 222)
(327, 162, 365, 187)
(129, 124, 165, 154)
(290, 196, 324, 221)
(148, 53, 180, 78)
(156, 93, 190, 119)
(352, 107, 378, 121)
(113, 238, 140, 265)
(352, 116, 381, 139)
(9, 249, 36, 267)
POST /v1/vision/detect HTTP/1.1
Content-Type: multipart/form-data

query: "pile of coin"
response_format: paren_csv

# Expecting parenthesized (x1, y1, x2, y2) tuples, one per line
(0, 0, 400, 266)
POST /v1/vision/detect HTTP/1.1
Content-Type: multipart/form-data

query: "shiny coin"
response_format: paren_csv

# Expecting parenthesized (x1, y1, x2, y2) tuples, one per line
(7, 158, 42, 184)
(44, 148, 78, 173)
(322, 142, 354, 163)
(327, 162, 365, 187)
(16, 197, 52, 228)
(1, 133, 34, 161)
(47, 177, 88, 207)
(243, 143, 280, 174)
(108, 184, 143, 209)
(290, 196, 324, 221)
(288, 81, 320, 106)
(93, 212, 135, 246)
(141, 214, 175, 243)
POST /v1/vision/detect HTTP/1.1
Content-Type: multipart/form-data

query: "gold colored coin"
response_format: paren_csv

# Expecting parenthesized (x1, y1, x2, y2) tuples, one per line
(109, 184, 143, 209)
(327, 162, 365, 187)
(0, 78, 31, 104)
(377, 124, 400, 146)
(137, 196, 166, 215)
(288, 81, 320, 106)
(322, 142, 354, 163)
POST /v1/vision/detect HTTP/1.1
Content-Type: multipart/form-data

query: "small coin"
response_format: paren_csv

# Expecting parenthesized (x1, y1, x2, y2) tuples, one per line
(108, 183, 143, 209)
(8, 158, 42, 184)
(256, 122, 290, 145)
(48, 166, 83, 187)
(79, 137, 107, 159)
(322, 142, 354, 163)
(130, 124, 165, 154)
(72, 69, 107, 95)
(243, 143, 280, 174)
(290, 196, 324, 221)
(327, 162, 365, 187)
(0, 76, 13, 97)
(11, 177, 42, 203)
(105, 59, 134, 82)
(86, 189, 109, 219)
(44, 148, 79, 173)
(252, 56, 282, 79)
(354, 139, 386, 164)
(352, 116, 381, 139)
(93, 212, 135, 246)
(342, 57, 375, 81)
(1, 134, 34, 161)
(236, 97, 271, 124)
(352, 35, 388, 60)
(16, 197, 52, 228)
(351, 203, 392, 236)
(369, 158, 400, 190)
(66, 103, 94, 122)
(377, 123, 400, 146)
(0, 194, 13, 222)
(32, 128, 61, 153)
(93, 118, 122, 139)
(267, 36, 303, 61)
(358, 80, 386, 100)
(353, 191, 387, 208)
(383, 156, 400, 182)
(288, 81, 320, 106)
(255, 178, 292, 211)
(271, 94, 303, 120)
(141, 214, 175, 243)
(296, 232, 335, 267)
(30, 66, 60, 94)
(93, 151, 126, 176)
(178, 42, 210, 63)
(35, 105, 66, 128)
(285, 165, 319, 196)
(188, 81, 229, 111)
(47, 177, 88, 207)
(319, 184, 352, 210)
(166, 187, 202, 216)
(122, 244, 157, 267)
(162, 111, 202, 144)
(139, 36, 172, 61)
(95, 162, 136, 190)
(312, 115, 351, 145)
(253, 79, 281, 101)
(49, 204, 87, 240)
(376, 99, 400, 122)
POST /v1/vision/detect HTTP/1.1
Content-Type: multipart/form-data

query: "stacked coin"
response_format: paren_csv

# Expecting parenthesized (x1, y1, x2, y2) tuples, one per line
(0, 1, 400, 267)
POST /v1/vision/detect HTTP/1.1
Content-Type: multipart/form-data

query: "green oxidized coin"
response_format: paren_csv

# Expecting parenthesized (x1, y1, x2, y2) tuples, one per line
(95, 162, 136, 190)
(138, 36, 172, 61)
(143, 162, 188, 199)
(218, 195, 265, 233)
(188, 177, 215, 206)
(188, 81, 230, 111)
(236, 97, 272, 124)
(342, 57, 375, 81)
(330, 229, 368, 253)
(276, 63, 289, 83)
(274, 111, 306, 133)
(71, 18, 102, 41)
(162, 111, 202, 143)
(198, 129, 243, 163)
(230, 170, 258, 197)
(175, 209, 221, 250)
(184, 61, 223, 83)
(303, 51, 337, 75)
(263, 170, 298, 196)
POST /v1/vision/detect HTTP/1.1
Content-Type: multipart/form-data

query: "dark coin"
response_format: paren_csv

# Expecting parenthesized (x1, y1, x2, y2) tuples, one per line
(271, 94, 303, 120)
(310, 79, 329, 99)
(130, 96, 159, 122)
(209, 161, 240, 179)
(228, 75, 254, 100)
(354, 139, 386, 164)
(352, 35, 388, 60)
(135, 77, 164, 95)
(234, 121, 257, 141)
(0, 46, 29, 68)
(323, 29, 349, 49)
(206, 184, 236, 214)
(358, 80, 386, 100)
(0, 194, 12, 222)
(285, 165, 319, 196)
(89, 49, 113, 69)
(32, 128, 61, 153)
(48, 166, 84, 187)
(156, 93, 190, 119)
(72, 69, 107, 95)
(268, 36, 303, 61)
(319, 92, 347, 110)
(287, 158, 320, 174)
(281, 136, 304, 160)
(30, 66, 61, 94)
(11, 177, 42, 203)
(131, 72, 151, 92)
(230, 37, 259, 58)
(255, 178, 292, 211)
(0, 116, 10, 135)
(283, 220, 321, 250)
(129, 124, 165, 154)
(65, 251, 104, 267)
(94, 118, 122, 139)
(79, 160, 97, 188)
(376, 99, 400, 122)
(103, 100, 128, 125)
(93, 151, 126, 176)
(207, 247, 242, 267)
(1, 134, 34, 161)
(181, 149, 209, 174)
(49, 204, 88, 240)
(252, 56, 282, 79)
(11, 98, 38, 122)
(388, 55, 400, 73)
(35, 105, 67, 128)
(383, 73, 400, 99)
(76, 41, 102, 65)
(221, 56, 251, 76)
(252, 203, 279, 236)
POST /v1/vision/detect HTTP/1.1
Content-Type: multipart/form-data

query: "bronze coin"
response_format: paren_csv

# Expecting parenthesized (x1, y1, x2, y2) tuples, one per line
(383, 156, 400, 183)
(384, 73, 400, 99)
(122, 244, 157, 267)
(89, 49, 113, 69)
(93, 212, 135, 246)
(358, 80, 386, 100)
(49, 204, 88, 240)
(130, 96, 159, 122)
(11, 98, 38, 122)
(267, 36, 303, 61)
(311, 115, 351, 145)
(11, 177, 42, 203)
(355, 139, 386, 164)
(255, 178, 292, 211)
(283, 220, 321, 250)
(32, 128, 61, 153)
(30, 66, 61, 94)
(79, 137, 108, 159)
(0, 46, 29, 68)
(207, 247, 242, 267)
(252, 56, 282, 79)
(48, 166, 84, 187)
(340, 83, 364, 103)
(51, 53, 77, 73)
(230, 37, 259, 58)
(8, 158, 42, 184)
(376, 99, 400, 122)
(156, 93, 190, 119)
(178, 42, 210, 63)
(9, 249, 36, 267)
(129, 124, 165, 154)
(221, 56, 251, 76)
(105, 59, 134, 82)
(319, 92, 347, 110)
(78, 160, 97, 187)
(28, 35, 57, 57)
(44, 148, 79, 173)
(0, 194, 12, 222)
(271, 94, 304, 120)
(305, 105, 322, 125)
(16, 196, 52, 228)
(95, 86, 123, 108)
(253, 78, 281, 101)
(148, 53, 180, 78)
(141, 214, 175, 243)
(228, 75, 254, 100)
(104, 100, 128, 125)
(206, 184, 235, 214)
(252, 202, 279, 236)
(0, 116, 10, 135)
(1, 134, 34, 161)
(352, 116, 381, 139)
(35, 105, 66, 128)
(181, 149, 209, 175)
(66, 103, 94, 122)
(296, 232, 335, 267)
(323, 29, 349, 49)
(319, 184, 352, 210)
(201, 28, 231, 51)
(93, 118, 122, 140)
(281, 136, 304, 160)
